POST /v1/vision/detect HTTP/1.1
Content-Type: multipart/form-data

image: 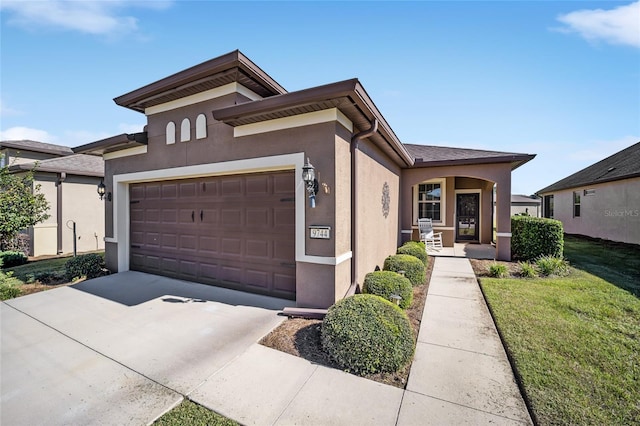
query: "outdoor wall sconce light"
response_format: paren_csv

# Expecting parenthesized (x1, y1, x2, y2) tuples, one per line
(97, 180, 106, 200)
(302, 157, 319, 208)
(97, 180, 112, 201)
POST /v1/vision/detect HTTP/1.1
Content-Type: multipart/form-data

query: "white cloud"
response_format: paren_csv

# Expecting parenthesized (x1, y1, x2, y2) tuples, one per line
(0, 126, 57, 143)
(557, 1, 640, 48)
(569, 135, 639, 162)
(0, 1, 172, 36)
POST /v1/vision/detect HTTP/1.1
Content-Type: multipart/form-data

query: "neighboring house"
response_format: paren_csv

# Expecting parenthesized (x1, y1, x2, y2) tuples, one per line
(537, 141, 640, 245)
(74, 50, 534, 308)
(505, 194, 542, 217)
(0, 140, 105, 257)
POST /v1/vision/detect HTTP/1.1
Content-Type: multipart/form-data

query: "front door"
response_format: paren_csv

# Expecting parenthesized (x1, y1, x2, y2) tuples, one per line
(456, 193, 479, 241)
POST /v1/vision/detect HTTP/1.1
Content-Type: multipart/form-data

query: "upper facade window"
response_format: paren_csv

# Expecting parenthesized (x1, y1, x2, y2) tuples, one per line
(543, 195, 554, 218)
(196, 114, 207, 139)
(181, 118, 191, 142)
(573, 191, 581, 217)
(414, 180, 445, 224)
(166, 122, 176, 145)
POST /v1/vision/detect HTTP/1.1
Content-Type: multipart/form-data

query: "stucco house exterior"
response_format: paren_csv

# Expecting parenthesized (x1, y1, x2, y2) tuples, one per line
(537, 141, 640, 245)
(74, 50, 534, 308)
(509, 194, 541, 217)
(1, 140, 105, 257)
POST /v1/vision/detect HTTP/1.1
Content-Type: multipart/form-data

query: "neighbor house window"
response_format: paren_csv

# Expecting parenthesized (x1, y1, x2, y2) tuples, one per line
(543, 195, 554, 218)
(417, 182, 442, 222)
(573, 191, 581, 217)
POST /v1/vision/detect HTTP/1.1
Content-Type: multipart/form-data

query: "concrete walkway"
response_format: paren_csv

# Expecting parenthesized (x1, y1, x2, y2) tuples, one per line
(190, 257, 532, 425)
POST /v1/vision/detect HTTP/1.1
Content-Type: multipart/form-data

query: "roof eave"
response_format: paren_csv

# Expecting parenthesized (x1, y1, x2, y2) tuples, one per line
(537, 172, 640, 194)
(113, 50, 286, 112)
(213, 79, 414, 167)
(413, 154, 536, 169)
(73, 132, 148, 156)
(8, 163, 103, 177)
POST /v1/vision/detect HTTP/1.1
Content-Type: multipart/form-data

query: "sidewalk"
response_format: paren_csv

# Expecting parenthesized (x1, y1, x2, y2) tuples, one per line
(188, 257, 533, 425)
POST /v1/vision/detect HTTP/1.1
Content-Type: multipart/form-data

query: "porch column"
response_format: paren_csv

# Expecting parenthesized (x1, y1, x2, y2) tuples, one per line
(495, 178, 511, 261)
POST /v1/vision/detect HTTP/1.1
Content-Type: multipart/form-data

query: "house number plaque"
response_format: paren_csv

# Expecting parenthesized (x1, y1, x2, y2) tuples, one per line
(309, 226, 331, 239)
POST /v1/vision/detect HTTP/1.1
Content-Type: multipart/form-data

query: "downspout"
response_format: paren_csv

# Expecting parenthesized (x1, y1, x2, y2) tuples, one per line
(348, 118, 378, 296)
(56, 172, 66, 254)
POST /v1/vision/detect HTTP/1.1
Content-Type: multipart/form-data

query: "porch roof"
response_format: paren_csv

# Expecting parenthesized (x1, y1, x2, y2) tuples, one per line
(405, 144, 535, 170)
(9, 154, 104, 177)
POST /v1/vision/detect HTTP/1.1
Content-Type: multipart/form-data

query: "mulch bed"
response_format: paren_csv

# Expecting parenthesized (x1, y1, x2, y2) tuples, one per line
(259, 258, 434, 388)
(469, 259, 521, 278)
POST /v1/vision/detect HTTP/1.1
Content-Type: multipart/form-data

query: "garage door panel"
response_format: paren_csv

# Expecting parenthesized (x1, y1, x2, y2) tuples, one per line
(246, 208, 270, 228)
(145, 185, 162, 199)
(221, 178, 243, 196)
(130, 171, 295, 299)
(273, 208, 295, 227)
(162, 184, 178, 199)
(246, 239, 270, 258)
(221, 238, 242, 256)
(274, 273, 296, 293)
(221, 209, 243, 226)
(180, 234, 197, 251)
(199, 236, 219, 253)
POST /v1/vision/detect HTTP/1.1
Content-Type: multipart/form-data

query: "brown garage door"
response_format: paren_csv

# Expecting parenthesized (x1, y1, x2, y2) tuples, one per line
(129, 171, 296, 299)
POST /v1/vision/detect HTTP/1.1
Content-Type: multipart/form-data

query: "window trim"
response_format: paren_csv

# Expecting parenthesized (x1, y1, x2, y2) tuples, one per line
(413, 179, 446, 226)
(573, 191, 581, 218)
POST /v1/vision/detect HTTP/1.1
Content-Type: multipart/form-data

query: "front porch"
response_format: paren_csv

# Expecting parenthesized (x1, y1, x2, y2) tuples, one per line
(427, 242, 496, 260)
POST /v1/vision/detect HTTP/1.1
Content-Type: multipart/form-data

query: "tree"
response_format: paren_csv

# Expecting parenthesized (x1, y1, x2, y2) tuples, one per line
(0, 163, 50, 250)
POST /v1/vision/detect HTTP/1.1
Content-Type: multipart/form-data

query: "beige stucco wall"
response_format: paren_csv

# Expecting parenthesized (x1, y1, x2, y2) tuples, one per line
(543, 177, 640, 245)
(30, 176, 57, 257)
(61, 175, 105, 255)
(355, 139, 401, 286)
(27, 174, 105, 257)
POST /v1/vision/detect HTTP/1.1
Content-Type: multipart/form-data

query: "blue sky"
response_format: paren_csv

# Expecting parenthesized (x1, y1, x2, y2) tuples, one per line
(1, 1, 638, 195)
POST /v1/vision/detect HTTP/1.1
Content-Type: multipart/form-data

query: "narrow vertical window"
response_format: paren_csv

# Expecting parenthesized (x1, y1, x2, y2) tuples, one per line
(196, 114, 207, 139)
(180, 118, 191, 142)
(544, 195, 554, 218)
(573, 191, 581, 217)
(166, 122, 176, 145)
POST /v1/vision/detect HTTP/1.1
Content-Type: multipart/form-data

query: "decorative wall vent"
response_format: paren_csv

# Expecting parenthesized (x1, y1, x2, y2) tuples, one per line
(382, 182, 391, 218)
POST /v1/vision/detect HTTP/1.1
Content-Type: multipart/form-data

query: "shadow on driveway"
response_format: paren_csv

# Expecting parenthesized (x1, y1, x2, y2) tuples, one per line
(71, 270, 294, 309)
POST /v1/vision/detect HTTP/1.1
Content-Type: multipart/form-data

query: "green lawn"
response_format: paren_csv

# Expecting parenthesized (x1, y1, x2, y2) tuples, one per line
(480, 237, 640, 425)
(4, 256, 70, 282)
(154, 400, 238, 426)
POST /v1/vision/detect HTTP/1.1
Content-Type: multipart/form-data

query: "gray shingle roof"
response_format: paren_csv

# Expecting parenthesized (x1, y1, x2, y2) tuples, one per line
(511, 194, 541, 204)
(0, 140, 73, 156)
(537, 141, 640, 194)
(405, 144, 535, 169)
(9, 154, 104, 177)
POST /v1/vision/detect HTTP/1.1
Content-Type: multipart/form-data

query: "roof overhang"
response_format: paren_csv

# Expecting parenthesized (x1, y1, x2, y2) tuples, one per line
(73, 132, 148, 156)
(113, 50, 287, 113)
(8, 162, 103, 177)
(412, 154, 536, 170)
(213, 79, 414, 168)
(0, 140, 72, 157)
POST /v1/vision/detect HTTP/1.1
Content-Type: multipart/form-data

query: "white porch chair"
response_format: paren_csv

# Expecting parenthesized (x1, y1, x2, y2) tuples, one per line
(418, 218, 443, 251)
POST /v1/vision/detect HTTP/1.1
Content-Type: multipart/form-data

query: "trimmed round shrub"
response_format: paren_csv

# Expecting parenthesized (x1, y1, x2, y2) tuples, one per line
(0, 251, 28, 268)
(65, 253, 105, 281)
(321, 294, 414, 374)
(396, 241, 428, 266)
(363, 270, 413, 309)
(383, 254, 426, 286)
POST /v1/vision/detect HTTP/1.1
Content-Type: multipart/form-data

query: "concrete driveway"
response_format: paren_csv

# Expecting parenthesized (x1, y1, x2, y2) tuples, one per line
(1, 271, 293, 425)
